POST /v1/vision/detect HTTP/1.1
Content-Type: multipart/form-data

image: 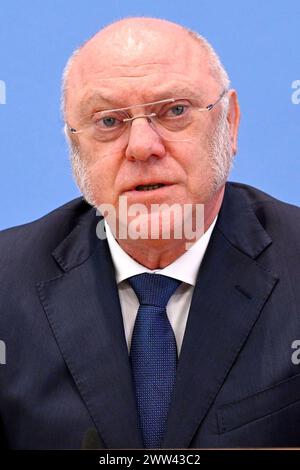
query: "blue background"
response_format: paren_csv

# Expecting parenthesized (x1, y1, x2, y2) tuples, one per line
(0, 0, 299, 229)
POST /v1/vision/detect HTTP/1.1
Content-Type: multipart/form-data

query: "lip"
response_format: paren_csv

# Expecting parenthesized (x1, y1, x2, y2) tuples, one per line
(122, 183, 175, 197)
(123, 181, 174, 192)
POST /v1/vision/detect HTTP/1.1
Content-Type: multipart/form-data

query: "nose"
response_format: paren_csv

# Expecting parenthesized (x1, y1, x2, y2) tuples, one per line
(125, 116, 166, 162)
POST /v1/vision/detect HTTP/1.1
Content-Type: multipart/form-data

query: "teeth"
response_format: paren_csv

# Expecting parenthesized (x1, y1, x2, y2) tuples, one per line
(136, 184, 164, 191)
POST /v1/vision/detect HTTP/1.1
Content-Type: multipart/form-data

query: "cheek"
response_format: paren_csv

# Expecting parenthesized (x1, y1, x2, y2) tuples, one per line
(181, 141, 215, 196)
(181, 137, 212, 175)
(85, 149, 121, 204)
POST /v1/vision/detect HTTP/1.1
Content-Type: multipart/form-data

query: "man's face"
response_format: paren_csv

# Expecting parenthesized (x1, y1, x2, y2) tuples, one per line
(66, 22, 238, 239)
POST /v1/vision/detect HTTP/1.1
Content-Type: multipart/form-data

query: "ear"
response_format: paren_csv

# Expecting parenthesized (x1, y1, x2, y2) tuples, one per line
(226, 89, 240, 155)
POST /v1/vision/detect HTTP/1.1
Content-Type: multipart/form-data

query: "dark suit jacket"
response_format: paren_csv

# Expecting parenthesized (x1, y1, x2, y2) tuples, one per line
(1, 182, 300, 449)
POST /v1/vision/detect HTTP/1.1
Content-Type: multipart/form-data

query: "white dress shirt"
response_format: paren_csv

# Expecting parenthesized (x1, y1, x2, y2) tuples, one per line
(104, 216, 218, 355)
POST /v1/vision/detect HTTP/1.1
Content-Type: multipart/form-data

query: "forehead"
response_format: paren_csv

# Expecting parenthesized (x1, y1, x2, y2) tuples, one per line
(66, 25, 216, 117)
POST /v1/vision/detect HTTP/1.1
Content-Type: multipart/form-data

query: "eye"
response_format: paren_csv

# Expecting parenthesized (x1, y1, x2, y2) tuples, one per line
(169, 104, 186, 116)
(93, 112, 124, 130)
(101, 116, 118, 128)
(160, 101, 190, 119)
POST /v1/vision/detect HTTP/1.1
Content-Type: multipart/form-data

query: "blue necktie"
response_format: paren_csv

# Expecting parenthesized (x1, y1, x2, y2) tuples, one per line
(128, 273, 181, 448)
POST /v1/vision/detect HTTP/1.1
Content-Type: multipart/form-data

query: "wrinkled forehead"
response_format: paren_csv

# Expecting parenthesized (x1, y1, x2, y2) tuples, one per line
(66, 25, 214, 117)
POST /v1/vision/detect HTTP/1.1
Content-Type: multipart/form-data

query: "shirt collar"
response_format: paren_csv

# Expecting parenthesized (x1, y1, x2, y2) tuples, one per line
(105, 216, 218, 287)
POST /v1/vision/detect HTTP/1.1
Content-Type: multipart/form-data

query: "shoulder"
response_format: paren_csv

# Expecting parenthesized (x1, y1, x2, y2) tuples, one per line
(0, 197, 94, 278)
(0, 196, 91, 244)
(227, 181, 300, 218)
(226, 181, 300, 241)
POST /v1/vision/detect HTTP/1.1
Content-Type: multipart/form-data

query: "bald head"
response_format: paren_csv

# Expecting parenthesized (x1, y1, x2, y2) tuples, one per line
(62, 17, 229, 120)
(82, 17, 188, 62)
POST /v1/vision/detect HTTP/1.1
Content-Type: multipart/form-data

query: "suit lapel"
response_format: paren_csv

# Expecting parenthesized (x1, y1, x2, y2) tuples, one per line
(37, 210, 143, 448)
(163, 183, 279, 448)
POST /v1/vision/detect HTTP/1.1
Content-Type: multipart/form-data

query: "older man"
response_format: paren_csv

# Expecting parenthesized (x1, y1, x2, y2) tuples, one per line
(0, 17, 300, 450)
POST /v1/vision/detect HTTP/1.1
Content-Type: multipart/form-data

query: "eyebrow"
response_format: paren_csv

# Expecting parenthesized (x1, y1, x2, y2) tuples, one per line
(77, 86, 203, 116)
(78, 93, 116, 116)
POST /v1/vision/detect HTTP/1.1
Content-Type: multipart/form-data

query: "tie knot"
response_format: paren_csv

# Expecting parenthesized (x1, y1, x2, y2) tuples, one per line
(128, 273, 181, 308)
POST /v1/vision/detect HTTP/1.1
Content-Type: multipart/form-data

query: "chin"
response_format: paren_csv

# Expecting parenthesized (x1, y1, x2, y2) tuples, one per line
(116, 210, 189, 244)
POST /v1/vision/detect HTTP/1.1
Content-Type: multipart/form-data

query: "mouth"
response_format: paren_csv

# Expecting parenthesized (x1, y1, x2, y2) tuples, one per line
(135, 183, 166, 192)
(122, 181, 175, 197)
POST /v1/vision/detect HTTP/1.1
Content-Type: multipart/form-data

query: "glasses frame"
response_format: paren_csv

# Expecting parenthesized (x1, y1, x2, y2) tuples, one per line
(67, 88, 228, 136)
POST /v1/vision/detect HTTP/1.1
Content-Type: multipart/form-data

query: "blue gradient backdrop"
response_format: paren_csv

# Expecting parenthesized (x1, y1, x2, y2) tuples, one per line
(0, 0, 299, 229)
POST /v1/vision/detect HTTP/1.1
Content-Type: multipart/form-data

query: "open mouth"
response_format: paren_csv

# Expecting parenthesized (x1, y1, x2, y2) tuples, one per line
(135, 183, 166, 191)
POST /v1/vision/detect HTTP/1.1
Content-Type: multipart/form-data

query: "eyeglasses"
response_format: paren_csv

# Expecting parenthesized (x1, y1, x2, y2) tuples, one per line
(67, 88, 228, 143)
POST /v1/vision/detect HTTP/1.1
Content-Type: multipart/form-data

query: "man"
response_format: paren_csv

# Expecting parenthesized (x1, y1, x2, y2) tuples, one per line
(0, 17, 300, 449)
